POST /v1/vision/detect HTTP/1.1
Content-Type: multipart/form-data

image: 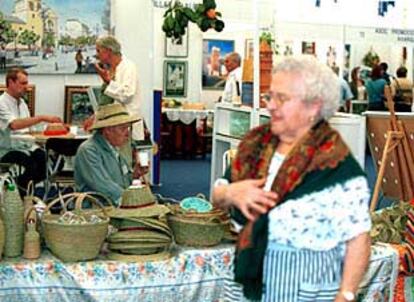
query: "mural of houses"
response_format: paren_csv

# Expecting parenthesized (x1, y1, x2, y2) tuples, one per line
(3, 0, 59, 50)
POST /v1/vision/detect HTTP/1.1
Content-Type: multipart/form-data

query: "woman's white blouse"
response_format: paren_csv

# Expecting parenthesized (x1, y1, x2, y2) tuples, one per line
(265, 152, 371, 251)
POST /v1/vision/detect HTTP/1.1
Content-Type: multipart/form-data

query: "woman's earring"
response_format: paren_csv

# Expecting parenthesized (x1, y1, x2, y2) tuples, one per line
(309, 116, 315, 123)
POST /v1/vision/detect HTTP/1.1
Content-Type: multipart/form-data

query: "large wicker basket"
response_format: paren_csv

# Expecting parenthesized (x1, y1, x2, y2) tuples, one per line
(42, 192, 109, 262)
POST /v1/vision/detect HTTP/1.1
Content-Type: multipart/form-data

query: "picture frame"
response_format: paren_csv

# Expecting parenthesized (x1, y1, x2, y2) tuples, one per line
(64, 85, 94, 125)
(202, 39, 235, 90)
(165, 31, 189, 58)
(163, 61, 187, 98)
(244, 38, 254, 59)
(0, 84, 35, 116)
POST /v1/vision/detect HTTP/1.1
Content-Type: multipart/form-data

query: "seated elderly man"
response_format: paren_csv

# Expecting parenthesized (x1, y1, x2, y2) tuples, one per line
(74, 103, 146, 204)
(0, 67, 62, 192)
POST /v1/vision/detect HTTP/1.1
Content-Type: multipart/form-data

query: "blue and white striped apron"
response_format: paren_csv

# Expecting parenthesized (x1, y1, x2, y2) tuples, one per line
(262, 242, 344, 302)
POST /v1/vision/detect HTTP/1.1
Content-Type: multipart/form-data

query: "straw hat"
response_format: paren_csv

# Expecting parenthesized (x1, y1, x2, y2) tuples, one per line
(108, 186, 170, 218)
(90, 103, 141, 130)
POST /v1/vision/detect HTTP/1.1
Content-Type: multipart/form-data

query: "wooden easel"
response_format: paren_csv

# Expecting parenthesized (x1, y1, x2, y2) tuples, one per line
(370, 86, 414, 211)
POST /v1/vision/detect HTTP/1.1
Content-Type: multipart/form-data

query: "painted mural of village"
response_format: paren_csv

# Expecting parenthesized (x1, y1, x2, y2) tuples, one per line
(0, 0, 110, 74)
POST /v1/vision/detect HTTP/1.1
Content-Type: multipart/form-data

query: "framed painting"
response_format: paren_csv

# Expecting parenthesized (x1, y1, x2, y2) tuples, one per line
(165, 31, 189, 58)
(302, 41, 316, 55)
(202, 39, 235, 90)
(0, 0, 111, 74)
(64, 85, 94, 125)
(0, 84, 35, 116)
(163, 61, 187, 97)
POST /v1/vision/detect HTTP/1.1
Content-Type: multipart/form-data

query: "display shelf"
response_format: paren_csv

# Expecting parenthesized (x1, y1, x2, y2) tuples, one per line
(210, 107, 366, 192)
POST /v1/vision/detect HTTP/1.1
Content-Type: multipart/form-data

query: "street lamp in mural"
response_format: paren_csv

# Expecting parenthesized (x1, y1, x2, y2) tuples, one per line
(0, 0, 111, 74)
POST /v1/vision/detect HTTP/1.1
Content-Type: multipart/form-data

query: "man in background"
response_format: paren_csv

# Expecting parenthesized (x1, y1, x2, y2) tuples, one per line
(0, 68, 62, 192)
(221, 52, 242, 103)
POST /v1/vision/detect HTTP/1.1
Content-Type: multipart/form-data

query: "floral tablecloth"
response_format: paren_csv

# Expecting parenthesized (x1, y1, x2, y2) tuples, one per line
(0, 245, 234, 302)
(0, 242, 400, 302)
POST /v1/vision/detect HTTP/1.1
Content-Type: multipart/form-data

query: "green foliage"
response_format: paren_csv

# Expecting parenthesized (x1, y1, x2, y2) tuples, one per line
(0, 12, 17, 45)
(162, 0, 225, 40)
(260, 31, 279, 55)
(362, 50, 380, 68)
(18, 29, 40, 50)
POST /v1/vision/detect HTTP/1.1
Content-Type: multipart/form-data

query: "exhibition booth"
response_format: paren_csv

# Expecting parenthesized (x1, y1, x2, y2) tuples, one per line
(0, 0, 414, 301)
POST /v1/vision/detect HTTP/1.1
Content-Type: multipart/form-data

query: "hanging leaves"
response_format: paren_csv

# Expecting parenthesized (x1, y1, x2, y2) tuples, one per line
(162, 0, 225, 40)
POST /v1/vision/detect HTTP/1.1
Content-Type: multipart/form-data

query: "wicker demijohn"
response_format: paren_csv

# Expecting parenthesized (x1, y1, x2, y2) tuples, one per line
(42, 192, 109, 262)
(3, 183, 24, 258)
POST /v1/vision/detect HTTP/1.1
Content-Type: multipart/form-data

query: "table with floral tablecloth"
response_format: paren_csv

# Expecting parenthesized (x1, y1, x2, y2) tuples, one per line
(0, 242, 401, 302)
(0, 244, 234, 302)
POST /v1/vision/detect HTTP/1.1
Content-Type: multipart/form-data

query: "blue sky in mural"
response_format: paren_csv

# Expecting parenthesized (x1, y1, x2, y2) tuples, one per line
(1, 0, 108, 35)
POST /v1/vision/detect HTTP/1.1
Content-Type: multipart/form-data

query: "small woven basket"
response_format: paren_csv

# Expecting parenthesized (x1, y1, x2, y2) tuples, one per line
(167, 215, 226, 247)
(42, 192, 109, 262)
(23, 206, 41, 260)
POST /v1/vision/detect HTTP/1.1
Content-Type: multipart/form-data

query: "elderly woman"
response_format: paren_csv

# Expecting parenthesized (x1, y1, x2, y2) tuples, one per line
(213, 55, 371, 302)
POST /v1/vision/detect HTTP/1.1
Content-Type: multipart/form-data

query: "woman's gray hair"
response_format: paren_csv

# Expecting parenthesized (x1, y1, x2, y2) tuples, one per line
(273, 55, 339, 120)
(96, 36, 121, 55)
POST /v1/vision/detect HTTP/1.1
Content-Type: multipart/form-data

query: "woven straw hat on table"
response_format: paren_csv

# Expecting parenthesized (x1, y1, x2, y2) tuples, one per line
(107, 185, 170, 219)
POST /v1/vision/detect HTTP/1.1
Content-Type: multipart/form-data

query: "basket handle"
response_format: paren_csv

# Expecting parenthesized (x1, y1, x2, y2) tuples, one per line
(83, 191, 115, 208)
(26, 180, 34, 198)
(44, 192, 80, 214)
(72, 193, 108, 217)
(25, 205, 38, 226)
(196, 193, 207, 200)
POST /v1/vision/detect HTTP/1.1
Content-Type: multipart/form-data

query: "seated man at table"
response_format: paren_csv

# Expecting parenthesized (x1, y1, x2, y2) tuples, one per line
(74, 103, 147, 205)
(0, 67, 62, 192)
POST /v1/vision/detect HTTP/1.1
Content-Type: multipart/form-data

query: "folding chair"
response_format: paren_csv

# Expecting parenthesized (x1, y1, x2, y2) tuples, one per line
(44, 137, 86, 198)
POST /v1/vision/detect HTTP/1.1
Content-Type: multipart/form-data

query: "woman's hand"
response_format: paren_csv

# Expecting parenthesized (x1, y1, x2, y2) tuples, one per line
(214, 178, 278, 221)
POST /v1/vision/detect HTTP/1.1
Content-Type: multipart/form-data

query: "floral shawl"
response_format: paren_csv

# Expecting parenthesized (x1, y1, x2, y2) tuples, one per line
(231, 120, 350, 299)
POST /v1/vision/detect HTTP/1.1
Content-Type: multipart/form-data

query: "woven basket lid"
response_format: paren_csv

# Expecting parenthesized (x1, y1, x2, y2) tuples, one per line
(108, 229, 172, 243)
(110, 217, 172, 236)
(108, 241, 169, 250)
(106, 250, 171, 262)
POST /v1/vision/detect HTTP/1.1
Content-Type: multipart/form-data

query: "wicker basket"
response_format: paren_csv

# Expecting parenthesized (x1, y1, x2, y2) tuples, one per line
(42, 192, 109, 262)
(167, 215, 226, 247)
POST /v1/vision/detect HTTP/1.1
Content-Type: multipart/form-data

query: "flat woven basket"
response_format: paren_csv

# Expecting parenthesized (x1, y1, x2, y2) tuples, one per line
(42, 192, 109, 262)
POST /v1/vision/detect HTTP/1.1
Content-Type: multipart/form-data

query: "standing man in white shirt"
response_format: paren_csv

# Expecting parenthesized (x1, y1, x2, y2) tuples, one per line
(93, 36, 144, 142)
(0, 68, 62, 192)
(221, 52, 242, 103)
